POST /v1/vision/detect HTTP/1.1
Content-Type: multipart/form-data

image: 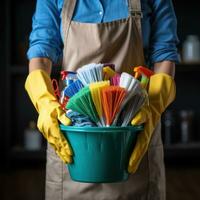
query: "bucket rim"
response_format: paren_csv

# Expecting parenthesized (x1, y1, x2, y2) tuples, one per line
(60, 124, 143, 133)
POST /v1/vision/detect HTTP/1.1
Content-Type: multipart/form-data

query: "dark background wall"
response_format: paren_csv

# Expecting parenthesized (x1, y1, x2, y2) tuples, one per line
(174, 0, 200, 44)
(0, 0, 6, 166)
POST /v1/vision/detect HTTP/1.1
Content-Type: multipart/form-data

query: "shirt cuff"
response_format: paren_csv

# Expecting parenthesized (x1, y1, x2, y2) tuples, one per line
(27, 44, 62, 64)
(149, 44, 180, 65)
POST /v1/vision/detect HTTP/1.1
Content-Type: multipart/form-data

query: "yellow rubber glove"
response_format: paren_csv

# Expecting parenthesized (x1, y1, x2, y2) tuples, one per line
(128, 73, 176, 173)
(25, 69, 73, 163)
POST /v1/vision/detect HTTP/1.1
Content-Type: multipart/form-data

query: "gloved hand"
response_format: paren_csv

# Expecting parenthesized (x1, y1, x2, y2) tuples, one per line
(25, 69, 73, 163)
(128, 73, 176, 173)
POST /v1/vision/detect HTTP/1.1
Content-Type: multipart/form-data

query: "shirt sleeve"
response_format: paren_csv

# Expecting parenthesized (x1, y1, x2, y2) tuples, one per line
(27, 0, 63, 64)
(148, 0, 179, 65)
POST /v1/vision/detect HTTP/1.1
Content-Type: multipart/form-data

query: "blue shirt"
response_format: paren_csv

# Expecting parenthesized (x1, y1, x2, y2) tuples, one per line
(27, 0, 179, 66)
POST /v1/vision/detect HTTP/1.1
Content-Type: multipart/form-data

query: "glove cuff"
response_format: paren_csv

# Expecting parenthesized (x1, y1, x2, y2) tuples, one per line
(25, 69, 58, 112)
(148, 73, 176, 113)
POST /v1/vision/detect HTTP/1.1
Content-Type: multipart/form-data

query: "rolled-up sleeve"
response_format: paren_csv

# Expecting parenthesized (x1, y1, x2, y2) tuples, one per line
(27, 0, 63, 64)
(149, 0, 179, 64)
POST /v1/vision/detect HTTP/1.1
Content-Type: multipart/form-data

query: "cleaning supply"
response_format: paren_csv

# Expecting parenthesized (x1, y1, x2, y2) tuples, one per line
(119, 91, 147, 126)
(103, 63, 115, 70)
(89, 81, 110, 126)
(103, 65, 117, 80)
(112, 72, 142, 125)
(128, 73, 176, 173)
(25, 69, 73, 163)
(64, 79, 84, 98)
(101, 86, 126, 126)
(77, 63, 104, 86)
(59, 71, 79, 109)
(117, 72, 148, 126)
(52, 79, 61, 100)
(66, 110, 95, 127)
(66, 86, 100, 125)
(110, 74, 120, 86)
(119, 72, 141, 102)
(60, 70, 77, 87)
(133, 66, 154, 88)
(60, 91, 69, 111)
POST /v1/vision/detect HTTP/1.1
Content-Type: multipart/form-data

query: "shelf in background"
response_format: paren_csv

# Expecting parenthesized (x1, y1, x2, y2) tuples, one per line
(176, 63, 200, 72)
(164, 142, 200, 159)
(10, 147, 46, 161)
(10, 66, 28, 75)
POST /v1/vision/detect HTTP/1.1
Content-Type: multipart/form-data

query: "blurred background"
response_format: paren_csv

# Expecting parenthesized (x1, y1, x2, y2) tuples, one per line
(1, 0, 200, 199)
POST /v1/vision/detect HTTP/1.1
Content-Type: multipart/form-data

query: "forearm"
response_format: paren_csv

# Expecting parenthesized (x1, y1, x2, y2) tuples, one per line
(153, 60, 175, 78)
(29, 57, 52, 75)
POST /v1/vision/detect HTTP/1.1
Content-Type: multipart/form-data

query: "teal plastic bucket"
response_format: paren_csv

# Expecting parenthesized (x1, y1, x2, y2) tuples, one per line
(60, 125, 142, 183)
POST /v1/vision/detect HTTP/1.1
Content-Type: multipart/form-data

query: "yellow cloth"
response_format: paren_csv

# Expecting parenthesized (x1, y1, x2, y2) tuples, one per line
(128, 73, 176, 173)
(25, 69, 72, 163)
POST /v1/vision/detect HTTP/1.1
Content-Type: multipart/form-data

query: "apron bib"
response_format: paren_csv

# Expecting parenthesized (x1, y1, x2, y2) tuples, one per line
(45, 0, 166, 199)
(61, 0, 145, 74)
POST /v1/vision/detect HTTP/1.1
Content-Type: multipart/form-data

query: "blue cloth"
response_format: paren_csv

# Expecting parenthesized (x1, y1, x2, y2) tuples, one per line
(66, 110, 95, 127)
(27, 0, 179, 66)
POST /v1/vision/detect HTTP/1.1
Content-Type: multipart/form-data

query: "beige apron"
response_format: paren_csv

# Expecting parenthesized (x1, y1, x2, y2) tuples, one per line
(45, 0, 166, 199)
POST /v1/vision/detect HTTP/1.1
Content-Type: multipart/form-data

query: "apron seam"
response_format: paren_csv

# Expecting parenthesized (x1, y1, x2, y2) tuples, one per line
(62, 162, 64, 200)
(146, 149, 150, 200)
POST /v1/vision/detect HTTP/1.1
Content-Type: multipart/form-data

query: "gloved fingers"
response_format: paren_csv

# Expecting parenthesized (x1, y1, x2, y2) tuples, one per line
(47, 131, 73, 163)
(50, 124, 73, 156)
(57, 108, 71, 126)
(49, 140, 73, 163)
(59, 131, 74, 156)
(37, 112, 73, 157)
(49, 143, 72, 163)
(128, 129, 149, 173)
(131, 107, 150, 125)
(128, 112, 162, 173)
(55, 148, 73, 163)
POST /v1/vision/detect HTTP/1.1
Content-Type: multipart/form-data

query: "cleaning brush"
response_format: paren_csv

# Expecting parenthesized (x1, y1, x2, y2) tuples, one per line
(66, 86, 100, 125)
(111, 72, 141, 125)
(77, 63, 104, 86)
(89, 81, 110, 126)
(119, 90, 147, 126)
(110, 74, 120, 86)
(64, 79, 84, 98)
(119, 72, 141, 102)
(101, 86, 126, 126)
(103, 65, 117, 80)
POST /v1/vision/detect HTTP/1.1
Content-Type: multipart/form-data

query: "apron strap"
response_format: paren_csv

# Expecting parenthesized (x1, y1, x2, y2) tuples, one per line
(62, 0, 142, 40)
(128, 0, 143, 36)
(62, 0, 77, 47)
(62, 0, 144, 67)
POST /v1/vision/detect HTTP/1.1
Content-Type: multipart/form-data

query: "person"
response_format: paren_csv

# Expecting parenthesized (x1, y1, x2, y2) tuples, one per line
(25, 0, 179, 199)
